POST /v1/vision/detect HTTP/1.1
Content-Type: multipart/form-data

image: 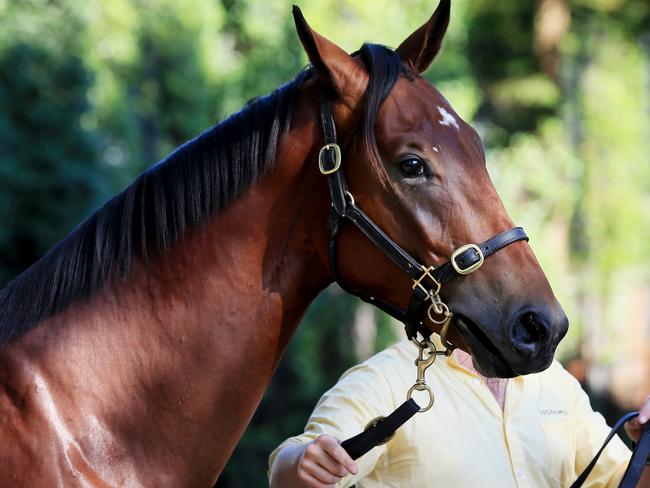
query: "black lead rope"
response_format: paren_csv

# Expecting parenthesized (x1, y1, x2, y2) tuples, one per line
(340, 399, 421, 460)
(343, 409, 650, 487)
(621, 420, 650, 487)
(570, 412, 650, 488)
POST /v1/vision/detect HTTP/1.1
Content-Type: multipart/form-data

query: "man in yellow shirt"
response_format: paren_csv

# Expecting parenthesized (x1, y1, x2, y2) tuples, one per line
(268, 336, 650, 488)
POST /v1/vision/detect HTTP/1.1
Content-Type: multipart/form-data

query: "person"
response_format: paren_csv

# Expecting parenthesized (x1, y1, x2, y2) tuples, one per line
(268, 335, 650, 488)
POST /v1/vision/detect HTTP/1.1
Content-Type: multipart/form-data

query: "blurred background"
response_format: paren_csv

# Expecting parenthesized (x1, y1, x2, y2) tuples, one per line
(0, 0, 649, 485)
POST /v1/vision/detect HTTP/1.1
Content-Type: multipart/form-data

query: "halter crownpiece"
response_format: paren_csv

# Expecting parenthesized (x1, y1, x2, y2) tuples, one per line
(318, 90, 529, 343)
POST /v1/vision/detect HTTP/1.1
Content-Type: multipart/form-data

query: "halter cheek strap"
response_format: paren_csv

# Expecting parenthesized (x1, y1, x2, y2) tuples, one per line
(318, 91, 528, 341)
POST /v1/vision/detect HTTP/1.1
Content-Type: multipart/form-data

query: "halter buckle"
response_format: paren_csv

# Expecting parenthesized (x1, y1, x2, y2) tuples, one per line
(451, 243, 484, 275)
(318, 143, 342, 175)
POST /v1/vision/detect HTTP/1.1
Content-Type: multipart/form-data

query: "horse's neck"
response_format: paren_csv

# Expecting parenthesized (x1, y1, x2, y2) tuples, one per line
(4, 124, 332, 484)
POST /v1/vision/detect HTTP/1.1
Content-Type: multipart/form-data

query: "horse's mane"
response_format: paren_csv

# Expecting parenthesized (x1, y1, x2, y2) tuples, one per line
(0, 43, 405, 345)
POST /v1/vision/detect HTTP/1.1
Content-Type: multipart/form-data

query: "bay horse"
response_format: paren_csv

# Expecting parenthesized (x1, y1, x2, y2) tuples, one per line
(0, 1, 568, 485)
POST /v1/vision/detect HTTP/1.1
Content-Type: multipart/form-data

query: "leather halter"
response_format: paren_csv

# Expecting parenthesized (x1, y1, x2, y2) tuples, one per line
(318, 91, 529, 341)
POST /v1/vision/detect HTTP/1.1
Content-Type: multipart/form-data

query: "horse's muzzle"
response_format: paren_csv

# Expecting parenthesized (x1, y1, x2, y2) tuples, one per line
(453, 306, 569, 378)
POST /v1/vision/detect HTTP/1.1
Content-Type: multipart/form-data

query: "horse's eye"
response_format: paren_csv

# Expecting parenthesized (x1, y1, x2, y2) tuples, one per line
(399, 157, 425, 177)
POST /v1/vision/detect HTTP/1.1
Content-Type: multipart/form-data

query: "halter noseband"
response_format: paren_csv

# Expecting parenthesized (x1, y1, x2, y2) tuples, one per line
(318, 91, 529, 343)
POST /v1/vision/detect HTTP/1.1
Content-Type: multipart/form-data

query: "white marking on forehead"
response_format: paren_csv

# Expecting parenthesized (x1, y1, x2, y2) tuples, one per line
(437, 106, 459, 130)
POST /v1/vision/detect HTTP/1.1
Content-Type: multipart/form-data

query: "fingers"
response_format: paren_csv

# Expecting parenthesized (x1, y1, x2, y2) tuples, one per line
(319, 435, 359, 475)
(301, 459, 343, 485)
(312, 449, 350, 478)
(638, 395, 650, 424)
(298, 435, 359, 487)
(297, 468, 333, 488)
(625, 395, 650, 443)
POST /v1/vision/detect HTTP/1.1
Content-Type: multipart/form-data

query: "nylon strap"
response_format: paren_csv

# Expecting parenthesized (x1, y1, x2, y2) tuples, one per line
(570, 412, 649, 488)
(341, 399, 421, 460)
(620, 421, 650, 487)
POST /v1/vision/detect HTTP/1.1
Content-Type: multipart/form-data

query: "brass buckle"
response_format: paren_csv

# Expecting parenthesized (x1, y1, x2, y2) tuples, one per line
(318, 143, 342, 175)
(412, 265, 440, 296)
(451, 243, 484, 275)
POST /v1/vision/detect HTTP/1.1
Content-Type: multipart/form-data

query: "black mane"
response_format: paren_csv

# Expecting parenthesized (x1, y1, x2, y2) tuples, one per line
(0, 43, 405, 345)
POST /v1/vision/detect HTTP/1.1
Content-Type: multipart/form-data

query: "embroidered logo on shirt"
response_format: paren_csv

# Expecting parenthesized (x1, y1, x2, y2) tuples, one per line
(539, 408, 568, 416)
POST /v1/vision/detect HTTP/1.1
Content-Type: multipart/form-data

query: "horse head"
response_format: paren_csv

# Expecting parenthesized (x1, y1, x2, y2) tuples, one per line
(293, 0, 568, 378)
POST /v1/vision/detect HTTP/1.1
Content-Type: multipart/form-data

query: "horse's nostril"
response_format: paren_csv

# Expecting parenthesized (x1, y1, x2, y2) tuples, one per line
(511, 311, 551, 357)
(522, 311, 548, 342)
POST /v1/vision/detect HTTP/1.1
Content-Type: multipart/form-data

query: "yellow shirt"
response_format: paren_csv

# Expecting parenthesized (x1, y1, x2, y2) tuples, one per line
(268, 337, 630, 488)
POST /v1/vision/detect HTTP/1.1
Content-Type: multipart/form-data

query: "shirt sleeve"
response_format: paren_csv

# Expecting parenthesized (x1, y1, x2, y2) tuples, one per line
(568, 369, 631, 488)
(268, 362, 396, 487)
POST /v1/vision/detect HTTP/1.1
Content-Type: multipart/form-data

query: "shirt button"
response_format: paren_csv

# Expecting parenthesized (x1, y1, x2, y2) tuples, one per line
(473, 378, 481, 385)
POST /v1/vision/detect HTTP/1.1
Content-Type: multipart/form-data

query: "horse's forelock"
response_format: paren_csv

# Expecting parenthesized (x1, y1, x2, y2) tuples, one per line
(357, 43, 408, 189)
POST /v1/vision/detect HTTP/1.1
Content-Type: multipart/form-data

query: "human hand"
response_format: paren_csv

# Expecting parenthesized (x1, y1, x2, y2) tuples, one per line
(625, 395, 650, 444)
(296, 435, 358, 487)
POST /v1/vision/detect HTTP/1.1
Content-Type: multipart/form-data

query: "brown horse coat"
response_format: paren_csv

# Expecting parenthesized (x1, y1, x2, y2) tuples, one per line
(0, 2, 567, 485)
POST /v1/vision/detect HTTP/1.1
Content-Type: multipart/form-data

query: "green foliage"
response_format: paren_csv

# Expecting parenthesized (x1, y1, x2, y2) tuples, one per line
(124, 7, 219, 168)
(466, 1, 565, 145)
(0, 42, 102, 286)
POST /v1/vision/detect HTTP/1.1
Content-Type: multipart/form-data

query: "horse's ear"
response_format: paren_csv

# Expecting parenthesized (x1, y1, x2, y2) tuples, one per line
(396, 0, 450, 73)
(292, 5, 366, 97)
